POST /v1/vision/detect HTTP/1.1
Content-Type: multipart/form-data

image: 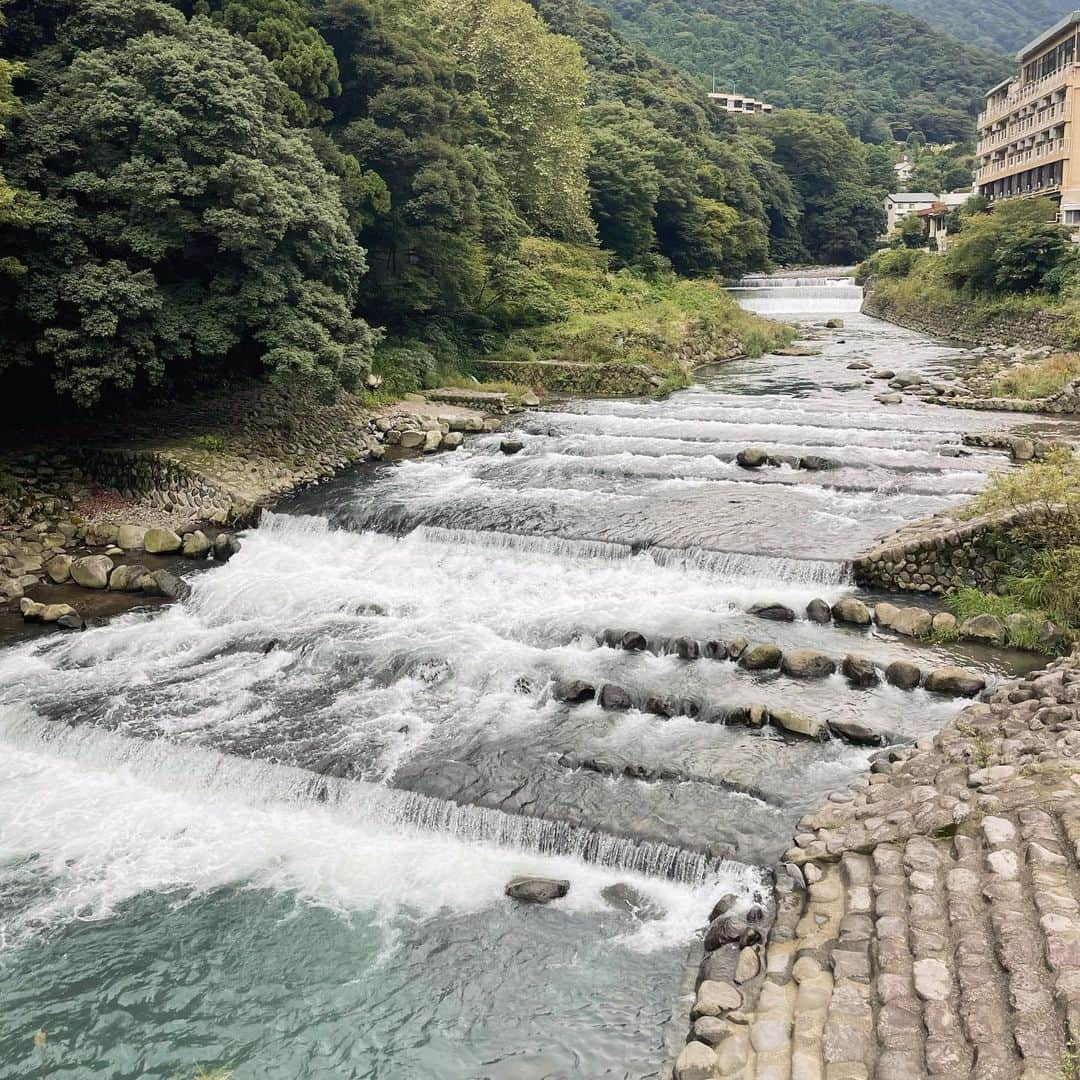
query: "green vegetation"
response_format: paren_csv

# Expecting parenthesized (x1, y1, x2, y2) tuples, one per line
(881, 0, 1075, 55)
(0, 0, 850, 414)
(588, 0, 1010, 142)
(896, 139, 977, 194)
(859, 198, 1080, 347)
(991, 354, 1080, 399)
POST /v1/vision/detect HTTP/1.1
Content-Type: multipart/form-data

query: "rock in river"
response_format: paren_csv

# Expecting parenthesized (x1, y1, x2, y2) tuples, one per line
(505, 877, 569, 904)
(500, 439, 524, 455)
(925, 666, 986, 697)
(805, 598, 832, 624)
(141, 569, 192, 602)
(780, 649, 836, 679)
(958, 613, 1007, 647)
(749, 602, 795, 622)
(45, 554, 72, 584)
(182, 530, 211, 558)
(736, 447, 767, 468)
(769, 707, 826, 739)
(71, 555, 114, 590)
(600, 883, 662, 920)
(109, 564, 150, 592)
(832, 598, 872, 626)
(842, 654, 879, 688)
(599, 683, 632, 710)
(739, 643, 782, 671)
(144, 528, 183, 554)
(553, 678, 594, 703)
(886, 660, 923, 690)
(828, 717, 884, 745)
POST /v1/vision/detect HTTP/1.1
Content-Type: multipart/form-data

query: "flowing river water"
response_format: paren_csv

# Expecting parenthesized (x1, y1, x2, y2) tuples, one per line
(0, 277, 1072, 1078)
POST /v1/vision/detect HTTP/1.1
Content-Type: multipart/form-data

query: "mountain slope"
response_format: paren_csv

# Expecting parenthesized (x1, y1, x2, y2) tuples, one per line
(591, 0, 1011, 142)
(879, 0, 1076, 55)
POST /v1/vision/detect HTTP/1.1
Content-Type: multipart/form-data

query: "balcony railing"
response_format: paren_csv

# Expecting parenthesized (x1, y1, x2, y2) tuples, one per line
(975, 136, 1069, 185)
(978, 64, 1076, 125)
(977, 100, 1070, 151)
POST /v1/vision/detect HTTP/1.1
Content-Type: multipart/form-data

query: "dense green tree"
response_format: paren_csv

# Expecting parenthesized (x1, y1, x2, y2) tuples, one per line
(881, 0, 1075, 54)
(899, 212, 928, 249)
(0, 0, 377, 405)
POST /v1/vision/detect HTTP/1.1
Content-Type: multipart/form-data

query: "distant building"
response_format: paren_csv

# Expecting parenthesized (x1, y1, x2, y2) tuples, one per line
(894, 155, 914, 183)
(916, 192, 971, 253)
(884, 192, 939, 235)
(708, 92, 774, 115)
(975, 12, 1080, 226)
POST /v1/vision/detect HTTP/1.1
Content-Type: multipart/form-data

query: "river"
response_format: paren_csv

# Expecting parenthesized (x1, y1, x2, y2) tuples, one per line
(0, 277, 1066, 1078)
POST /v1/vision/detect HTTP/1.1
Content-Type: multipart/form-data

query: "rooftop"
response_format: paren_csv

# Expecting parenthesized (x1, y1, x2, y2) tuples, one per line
(886, 192, 938, 203)
(1017, 10, 1080, 61)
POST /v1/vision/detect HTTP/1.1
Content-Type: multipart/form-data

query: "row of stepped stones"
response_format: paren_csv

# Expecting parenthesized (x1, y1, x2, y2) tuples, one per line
(853, 503, 1054, 598)
(670, 652, 1080, 1080)
(747, 595, 1067, 655)
(16, 524, 241, 629)
(933, 376, 1080, 414)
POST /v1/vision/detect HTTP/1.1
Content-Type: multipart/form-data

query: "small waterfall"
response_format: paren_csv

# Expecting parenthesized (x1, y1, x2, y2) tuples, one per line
(728, 275, 863, 315)
(414, 525, 852, 587)
(0, 712, 760, 889)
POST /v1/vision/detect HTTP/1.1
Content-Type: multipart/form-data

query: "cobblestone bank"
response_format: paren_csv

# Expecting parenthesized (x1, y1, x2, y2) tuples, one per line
(933, 378, 1080, 416)
(853, 505, 1044, 596)
(670, 652, 1080, 1079)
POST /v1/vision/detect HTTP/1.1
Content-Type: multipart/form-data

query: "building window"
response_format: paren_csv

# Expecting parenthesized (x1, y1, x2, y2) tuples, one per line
(1065, 210, 1080, 225)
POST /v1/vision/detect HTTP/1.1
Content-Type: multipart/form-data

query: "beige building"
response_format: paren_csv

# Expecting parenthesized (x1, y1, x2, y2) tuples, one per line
(975, 12, 1080, 226)
(916, 192, 972, 253)
(884, 192, 938, 234)
(708, 92, 773, 115)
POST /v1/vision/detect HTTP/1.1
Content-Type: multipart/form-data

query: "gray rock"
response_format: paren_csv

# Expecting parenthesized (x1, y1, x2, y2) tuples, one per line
(399, 430, 425, 449)
(890, 607, 934, 638)
(925, 667, 987, 697)
(932, 612, 957, 634)
(442, 431, 464, 449)
(500, 439, 524, 455)
(832, 598, 872, 626)
(749, 602, 795, 622)
(213, 533, 240, 562)
(692, 1015, 731, 1047)
(770, 707, 826, 739)
(599, 684, 632, 710)
(141, 569, 192, 602)
(144, 528, 183, 554)
(739, 643, 782, 671)
(826, 318, 845, 329)
(692, 980, 743, 1017)
(885, 660, 923, 690)
(422, 429, 443, 452)
(505, 876, 569, 904)
(56, 613, 84, 630)
(736, 447, 768, 468)
(843, 654, 880, 687)
(806, 598, 832, 623)
(109, 564, 150, 592)
(735, 945, 760, 983)
(552, 678, 594, 704)
(20, 598, 44, 621)
(828, 717, 884, 745)
(45, 554, 72, 584)
(71, 555, 114, 590)
(41, 603, 78, 624)
(798, 454, 836, 471)
(621, 631, 647, 651)
(874, 601, 900, 628)
(182, 530, 211, 559)
(674, 1041, 717, 1080)
(958, 613, 1007, 646)
(116, 524, 146, 550)
(781, 649, 837, 679)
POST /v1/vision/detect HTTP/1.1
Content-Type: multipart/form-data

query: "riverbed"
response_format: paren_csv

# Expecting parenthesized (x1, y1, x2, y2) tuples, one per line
(0, 278, 1071, 1078)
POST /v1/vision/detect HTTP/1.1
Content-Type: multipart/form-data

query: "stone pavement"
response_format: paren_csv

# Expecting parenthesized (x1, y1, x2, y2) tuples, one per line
(674, 653, 1080, 1079)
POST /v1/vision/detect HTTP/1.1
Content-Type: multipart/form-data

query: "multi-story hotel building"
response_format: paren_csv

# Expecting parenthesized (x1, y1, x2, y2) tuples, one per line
(707, 92, 773, 115)
(975, 12, 1080, 226)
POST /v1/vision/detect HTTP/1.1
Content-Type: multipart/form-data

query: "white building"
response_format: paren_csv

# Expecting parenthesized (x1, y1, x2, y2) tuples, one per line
(894, 155, 914, 183)
(707, 92, 773, 115)
(884, 192, 939, 235)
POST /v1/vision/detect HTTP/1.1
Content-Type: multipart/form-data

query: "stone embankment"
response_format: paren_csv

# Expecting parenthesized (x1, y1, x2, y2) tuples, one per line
(931, 377, 1080, 416)
(862, 285, 1074, 352)
(854, 504, 1048, 598)
(0, 383, 507, 617)
(671, 651, 1080, 1080)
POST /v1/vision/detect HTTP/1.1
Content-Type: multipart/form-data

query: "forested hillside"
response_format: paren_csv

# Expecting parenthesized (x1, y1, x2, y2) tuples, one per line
(0, 0, 886, 412)
(880, 0, 1075, 55)
(590, 0, 1011, 143)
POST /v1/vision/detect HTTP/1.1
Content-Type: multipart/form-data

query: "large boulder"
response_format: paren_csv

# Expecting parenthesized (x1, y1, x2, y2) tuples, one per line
(749, 602, 795, 622)
(552, 678, 594, 703)
(932, 612, 957, 634)
(500, 439, 524, 455)
(885, 660, 923, 690)
(141, 569, 192, 602)
(828, 717, 884, 745)
(399, 430, 425, 449)
(739, 643, 782, 671)
(213, 533, 241, 562)
(925, 667, 987, 697)
(780, 649, 837, 679)
(842, 654, 880, 688)
(736, 447, 768, 468)
(109, 564, 150, 592)
(806, 598, 832, 624)
(599, 684, 632, 710)
(798, 454, 837, 472)
(20, 598, 45, 621)
(890, 607, 934, 638)
(44, 554, 73, 584)
(144, 528, 182, 554)
(505, 877, 569, 904)
(958, 613, 1007, 647)
(620, 631, 647, 651)
(182, 530, 211, 559)
(71, 555, 114, 590)
(674, 1041, 717, 1080)
(41, 603, 79, 625)
(769, 707, 826, 739)
(116, 524, 146, 550)
(832, 598, 872, 626)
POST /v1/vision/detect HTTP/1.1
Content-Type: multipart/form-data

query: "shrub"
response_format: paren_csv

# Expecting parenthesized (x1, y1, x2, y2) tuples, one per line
(990, 353, 1080, 399)
(856, 247, 928, 283)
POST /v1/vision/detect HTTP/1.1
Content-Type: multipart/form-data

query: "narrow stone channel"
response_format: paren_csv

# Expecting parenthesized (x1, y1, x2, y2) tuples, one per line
(0, 276, 1072, 1078)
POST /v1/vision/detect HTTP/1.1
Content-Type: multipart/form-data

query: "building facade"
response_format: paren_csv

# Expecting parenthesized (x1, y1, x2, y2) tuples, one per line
(975, 12, 1080, 226)
(884, 192, 939, 235)
(707, 92, 773, 115)
(916, 192, 971, 253)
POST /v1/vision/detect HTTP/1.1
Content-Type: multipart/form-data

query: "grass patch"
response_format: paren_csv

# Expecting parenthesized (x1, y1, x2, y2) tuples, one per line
(991, 352, 1080, 400)
(189, 433, 228, 454)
